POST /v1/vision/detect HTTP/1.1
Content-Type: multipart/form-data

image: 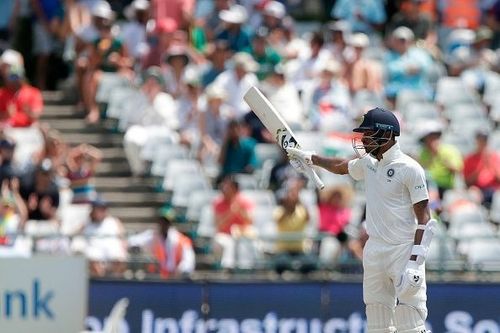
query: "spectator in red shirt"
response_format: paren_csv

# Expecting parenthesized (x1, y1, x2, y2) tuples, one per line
(212, 175, 255, 270)
(463, 130, 500, 206)
(0, 64, 43, 127)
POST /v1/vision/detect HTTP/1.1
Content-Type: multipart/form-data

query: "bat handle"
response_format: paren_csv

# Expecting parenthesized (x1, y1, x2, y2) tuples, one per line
(305, 167, 325, 190)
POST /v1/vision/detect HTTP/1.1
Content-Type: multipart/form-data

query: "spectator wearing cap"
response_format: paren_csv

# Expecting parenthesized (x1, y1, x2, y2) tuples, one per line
(331, 0, 386, 35)
(123, 66, 179, 177)
(243, 28, 282, 81)
(141, 18, 178, 69)
(73, 0, 114, 111)
(19, 158, 60, 221)
(198, 84, 233, 164)
(66, 144, 102, 204)
(305, 59, 352, 130)
(211, 52, 258, 118)
(0, 53, 43, 127)
(418, 124, 463, 198)
(176, 66, 204, 149)
(84, 8, 132, 123)
(75, 197, 127, 277)
(324, 20, 350, 62)
(201, 40, 230, 87)
(162, 44, 191, 98)
(204, 0, 232, 41)
(343, 32, 383, 96)
(128, 207, 195, 279)
(261, 0, 286, 33)
(384, 26, 433, 107)
(216, 4, 252, 53)
(259, 64, 304, 130)
(386, 0, 435, 42)
(463, 131, 500, 206)
(120, 0, 150, 61)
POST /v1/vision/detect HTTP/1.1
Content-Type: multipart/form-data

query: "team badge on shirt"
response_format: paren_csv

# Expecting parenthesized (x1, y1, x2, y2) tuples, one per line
(387, 168, 395, 177)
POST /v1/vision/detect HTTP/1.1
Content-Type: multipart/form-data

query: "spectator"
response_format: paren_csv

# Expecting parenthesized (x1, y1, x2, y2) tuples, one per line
(66, 143, 102, 204)
(324, 20, 350, 62)
(162, 44, 191, 98)
(384, 26, 433, 106)
(215, 4, 252, 53)
(260, 64, 304, 130)
(269, 149, 305, 191)
(386, 0, 435, 42)
(198, 84, 233, 165)
(84, 12, 130, 124)
(212, 175, 255, 270)
(343, 32, 384, 96)
(204, 0, 232, 41)
(31, 0, 65, 90)
(290, 31, 330, 92)
(73, 1, 114, 111)
(19, 158, 60, 221)
(0, 0, 15, 52)
(243, 28, 282, 81)
(306, 59, 352, 130)
(0, 139, 18, 185)
(0, 178, 30, 257)
(418, 125, 463, 198)
(141, 18, 178, 69)
(218, 119, 258, 180)
(463, 130, 500, 207)
(128, 207, 195, 278)
(212, 52, 258, 118)
(331, 0, 386, 35)
(120, 0, 150, 62)
(74, 197, 127, 277)
(318, 184, 353, 240)
(261, 1, 286, 34)
(151, 0, 195, 31)
(123, 66, 179, 176)
(0, 61, 43, 127)
(31, 126, 67, 178)
(201, 40, 230, 88)
(272, 180, 316, 275)
(176, 66, 203, 149)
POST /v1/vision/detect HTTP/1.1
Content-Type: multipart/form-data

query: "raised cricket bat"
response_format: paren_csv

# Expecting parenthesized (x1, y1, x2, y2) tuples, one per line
(244, 86, 325, 190)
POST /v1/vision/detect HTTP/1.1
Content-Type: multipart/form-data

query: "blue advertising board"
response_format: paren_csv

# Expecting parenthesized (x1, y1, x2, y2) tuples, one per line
(87, 280, 500, 332)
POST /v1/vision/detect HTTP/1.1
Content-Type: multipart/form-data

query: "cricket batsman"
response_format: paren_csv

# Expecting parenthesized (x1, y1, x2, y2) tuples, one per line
(287, 107, 436, 332)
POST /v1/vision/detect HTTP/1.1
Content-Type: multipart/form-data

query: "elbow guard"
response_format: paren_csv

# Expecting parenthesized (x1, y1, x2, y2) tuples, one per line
(411, 219, 437, 265)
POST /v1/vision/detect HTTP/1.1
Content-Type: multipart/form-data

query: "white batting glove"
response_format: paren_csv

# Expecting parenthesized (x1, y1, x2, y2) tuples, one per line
(396, 260, 424, 298)
(286, 147, 315, 167)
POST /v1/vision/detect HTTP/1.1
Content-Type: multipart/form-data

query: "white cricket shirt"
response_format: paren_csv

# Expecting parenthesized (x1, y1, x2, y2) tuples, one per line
(348, 142, 429, 244)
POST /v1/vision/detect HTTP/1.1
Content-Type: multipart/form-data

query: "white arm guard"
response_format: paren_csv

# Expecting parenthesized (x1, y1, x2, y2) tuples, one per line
(411, 219, 437, 265)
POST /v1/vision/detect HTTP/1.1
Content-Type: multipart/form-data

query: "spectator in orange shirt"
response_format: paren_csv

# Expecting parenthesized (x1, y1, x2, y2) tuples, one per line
(212, 175, 255, 270)
(0, 64, 43, 127)
(463, 130, 500, 207)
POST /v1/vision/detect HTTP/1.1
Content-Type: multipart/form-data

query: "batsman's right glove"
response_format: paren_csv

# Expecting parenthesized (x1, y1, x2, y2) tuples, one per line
(286, 147, 315, 166)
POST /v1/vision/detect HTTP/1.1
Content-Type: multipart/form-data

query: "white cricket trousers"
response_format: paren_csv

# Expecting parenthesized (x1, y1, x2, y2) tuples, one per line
(363, 237, 427, 313)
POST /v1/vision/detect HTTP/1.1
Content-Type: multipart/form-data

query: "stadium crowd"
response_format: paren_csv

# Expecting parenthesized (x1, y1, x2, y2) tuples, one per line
(0, 0, 499, 279)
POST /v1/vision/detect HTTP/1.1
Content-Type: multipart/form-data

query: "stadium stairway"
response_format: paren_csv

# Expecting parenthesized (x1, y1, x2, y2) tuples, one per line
(40, 91, 166, 233)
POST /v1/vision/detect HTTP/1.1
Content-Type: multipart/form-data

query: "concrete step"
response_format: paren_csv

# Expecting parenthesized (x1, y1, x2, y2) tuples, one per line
(93, 176, 156, 192)
(41, 105, 83, 119)
(101, 191, 166, 207)
(45, 119, 111, 134)
(109, 206, 159, 223)
(95, 161, 131, 177)
(60, 133, 124, 148)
